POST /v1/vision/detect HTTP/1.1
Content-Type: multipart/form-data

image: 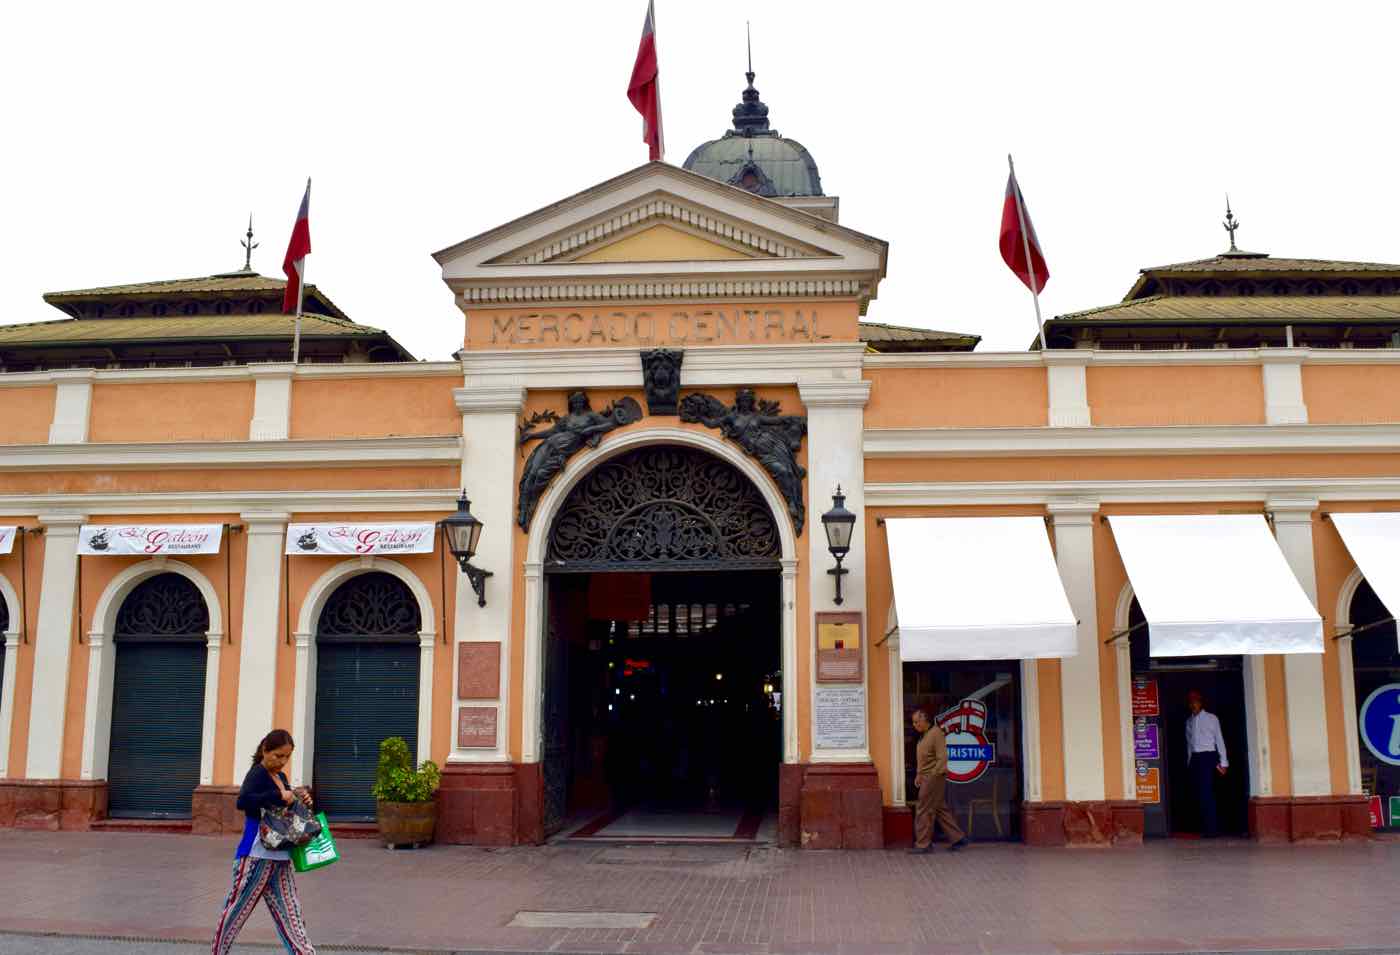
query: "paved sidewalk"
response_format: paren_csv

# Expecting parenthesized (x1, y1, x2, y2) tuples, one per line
(0, 830, 1396, 955)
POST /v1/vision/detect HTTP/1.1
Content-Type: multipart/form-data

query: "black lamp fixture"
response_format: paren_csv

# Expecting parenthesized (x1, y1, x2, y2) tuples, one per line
(440, 490, 493, 607)
(821, 485, 857, 606)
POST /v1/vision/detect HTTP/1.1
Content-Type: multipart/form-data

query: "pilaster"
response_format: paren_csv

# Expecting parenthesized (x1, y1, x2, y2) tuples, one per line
(1044, 351, 1092, 428)
(232, 512, 289, 776)
(799, 378, 870, 763)
(249, 363, 295, 441)
(0, 631, 18, 778)
(47, 370, 94, 444)
(1261, 351, 1308, 425)
(25, 513, 85, 778)
(1267, 497, 1331, 796)
(1048, 500, 1106, 801)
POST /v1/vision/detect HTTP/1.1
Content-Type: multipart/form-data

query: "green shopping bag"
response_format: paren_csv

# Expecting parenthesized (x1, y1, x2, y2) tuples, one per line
(290, 812, 339, 872)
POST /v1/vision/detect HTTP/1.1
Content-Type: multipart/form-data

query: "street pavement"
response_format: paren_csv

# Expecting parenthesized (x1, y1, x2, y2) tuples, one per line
(0, 829, 1396, 955)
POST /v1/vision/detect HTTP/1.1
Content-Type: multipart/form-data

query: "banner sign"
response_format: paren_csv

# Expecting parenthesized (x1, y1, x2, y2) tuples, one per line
(0, 526, 15, 556)
(79, 524, 222, 556)
(286, 523, 435, 556)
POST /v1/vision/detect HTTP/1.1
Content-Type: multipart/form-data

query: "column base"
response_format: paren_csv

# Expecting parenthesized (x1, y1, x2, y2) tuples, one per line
(191, 785, 243, 835)
(780, 763, 883, 849)
(1022, 800, 1144, 847)
(1248, 795, 1370, 842)
(882, 804, 913, 847)
(0, 780, 107, 830)
(437, 762, 543, 846)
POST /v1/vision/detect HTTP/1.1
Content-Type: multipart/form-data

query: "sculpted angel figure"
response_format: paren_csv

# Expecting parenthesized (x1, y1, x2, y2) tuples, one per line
(517, 391, 642, 528)
(680, 387, 807, 533)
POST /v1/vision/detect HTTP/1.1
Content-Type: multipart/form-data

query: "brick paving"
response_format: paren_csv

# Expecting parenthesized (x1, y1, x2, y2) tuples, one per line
(0, 831, 1396, 955)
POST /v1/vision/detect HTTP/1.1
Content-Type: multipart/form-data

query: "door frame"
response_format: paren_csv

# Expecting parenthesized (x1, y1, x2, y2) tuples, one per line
(0, 573, 20, 779)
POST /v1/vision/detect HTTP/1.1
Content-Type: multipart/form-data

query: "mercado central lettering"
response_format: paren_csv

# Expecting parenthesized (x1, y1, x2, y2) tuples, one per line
(479, 306, 840, 347)
(2, 66, 1399, 853)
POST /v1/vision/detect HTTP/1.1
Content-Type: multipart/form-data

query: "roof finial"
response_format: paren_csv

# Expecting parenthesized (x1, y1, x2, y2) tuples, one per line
(1222, 195, 1240, 253)
(732, 23, 770, 135)
(746, 21, 753, 81)
(240, 214, 259, 272)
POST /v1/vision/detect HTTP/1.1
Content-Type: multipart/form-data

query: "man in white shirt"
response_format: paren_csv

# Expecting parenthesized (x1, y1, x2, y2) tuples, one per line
(1185, 690, 1228, 837)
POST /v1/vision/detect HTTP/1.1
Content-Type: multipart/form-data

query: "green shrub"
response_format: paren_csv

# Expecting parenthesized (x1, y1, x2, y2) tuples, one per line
(371, 736, 441, 803)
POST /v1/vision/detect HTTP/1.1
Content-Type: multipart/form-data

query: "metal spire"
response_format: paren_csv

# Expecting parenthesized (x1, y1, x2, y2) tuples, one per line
(747, 21, 752, 78)
(1222, 196, 1240, 253)
(240, 214, 259, 272)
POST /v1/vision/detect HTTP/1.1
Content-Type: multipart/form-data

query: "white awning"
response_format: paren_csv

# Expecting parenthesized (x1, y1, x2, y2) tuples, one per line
(1107, 515, 1322, 656)
(1329, 512, 1400, 650)
(885, 517, 1077, 661)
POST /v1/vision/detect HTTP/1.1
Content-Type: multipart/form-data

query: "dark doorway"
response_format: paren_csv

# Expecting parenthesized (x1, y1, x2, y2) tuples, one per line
(107, 573, 209, 819)
(540, 444, 785, 841)
(1129, 599, 1251, 838)
(1348, 579, 1400, 832)
(902, 661, 1023, 841)
(0, 591, 8, 715)
(312, 572, 420, 820)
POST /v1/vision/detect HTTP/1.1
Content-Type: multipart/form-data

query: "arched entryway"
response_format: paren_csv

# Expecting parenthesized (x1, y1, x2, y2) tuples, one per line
(1345, 578, 1399, 831)
(107, 573, 210, 818)
(312, 571, 422, 820)
(540, 443, 785, 841)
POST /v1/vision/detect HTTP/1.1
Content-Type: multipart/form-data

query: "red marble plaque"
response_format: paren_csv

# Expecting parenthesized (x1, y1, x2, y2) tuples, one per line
(457, 642, 501, 700)
(457, 707, 498, 749)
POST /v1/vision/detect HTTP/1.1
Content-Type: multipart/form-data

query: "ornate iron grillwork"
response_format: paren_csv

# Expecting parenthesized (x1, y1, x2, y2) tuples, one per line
(546, 445, 781, 572)
(114, 573, 209, 642)
(317, 572, 421, 643)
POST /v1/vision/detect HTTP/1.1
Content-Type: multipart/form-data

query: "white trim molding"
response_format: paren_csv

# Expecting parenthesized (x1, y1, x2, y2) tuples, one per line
(290, 556, 437, 784)
(249, 364, 294, 441)
(0, 489, 459, 518)
(1048, 500, 1105, 801)
(1112, 582, 1137, 800)
(1261, 350, 1309, 425)
(0, 573, 20, 779)
(0, 436, 461, 472)
(80, 559, 224, 786)
(25, 512, 86, 779)
(1044, 351, 1091, 428)
(48, 370, 95, 444)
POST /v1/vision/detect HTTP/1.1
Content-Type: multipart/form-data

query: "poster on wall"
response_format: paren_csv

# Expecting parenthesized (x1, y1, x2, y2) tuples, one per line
(1131, 677, 1159, 717)
(1136, 762, 1161, 804)
(814, 686, 866, 749)
(285, 523, 435, 556)
(1133, 719, 1160, 760)
(0, 526, 15, 555)
(815, 611, 863, 683)
(78, 524, 223, 556)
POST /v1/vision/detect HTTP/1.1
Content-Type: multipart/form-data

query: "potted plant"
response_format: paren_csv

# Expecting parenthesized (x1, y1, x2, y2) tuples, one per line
(372, 736, 441, 849)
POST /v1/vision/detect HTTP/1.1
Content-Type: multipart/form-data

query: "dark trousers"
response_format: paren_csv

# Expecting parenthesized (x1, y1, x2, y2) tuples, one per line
(1189, 752, 1220, 837)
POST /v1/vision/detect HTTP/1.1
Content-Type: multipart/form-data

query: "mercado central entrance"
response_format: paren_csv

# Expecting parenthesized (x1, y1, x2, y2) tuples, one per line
(542, 444, 783, 842)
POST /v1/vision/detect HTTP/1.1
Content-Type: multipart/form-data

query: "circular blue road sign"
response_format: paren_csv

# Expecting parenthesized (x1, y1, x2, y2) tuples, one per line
(1359, 682, 1400, 767)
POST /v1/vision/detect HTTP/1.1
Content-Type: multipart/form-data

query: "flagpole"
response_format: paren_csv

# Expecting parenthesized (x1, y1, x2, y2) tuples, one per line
(291, 178, 309, 364)
(1008, 155, 1045, 351)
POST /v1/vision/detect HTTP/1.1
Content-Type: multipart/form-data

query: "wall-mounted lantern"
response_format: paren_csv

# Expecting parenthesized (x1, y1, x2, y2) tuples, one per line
(821, 485, 856, 606)
(440, 490, 492, 607)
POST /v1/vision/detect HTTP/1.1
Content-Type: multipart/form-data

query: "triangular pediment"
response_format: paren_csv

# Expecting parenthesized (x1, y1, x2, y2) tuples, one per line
(434, 163, 888, 308)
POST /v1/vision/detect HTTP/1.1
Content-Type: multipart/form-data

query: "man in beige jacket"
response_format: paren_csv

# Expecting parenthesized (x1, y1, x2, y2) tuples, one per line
(909, 708, 968, 854)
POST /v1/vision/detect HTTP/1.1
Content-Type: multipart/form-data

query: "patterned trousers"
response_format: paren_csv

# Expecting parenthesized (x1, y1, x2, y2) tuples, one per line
(211, 856, 316, 955)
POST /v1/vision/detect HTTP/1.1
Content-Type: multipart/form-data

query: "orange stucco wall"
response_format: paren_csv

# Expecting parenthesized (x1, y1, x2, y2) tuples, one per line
(89, 382, 255, 443)
(863, 367, 1047, 429)
(1087, 364, 1266, 426)
(1093, 520, 1129, 800)
(1303, 364, 1400, 424)
(289, 377, 460, 440)
(0, 387, 55, 445)
(1, 524, 42, 777)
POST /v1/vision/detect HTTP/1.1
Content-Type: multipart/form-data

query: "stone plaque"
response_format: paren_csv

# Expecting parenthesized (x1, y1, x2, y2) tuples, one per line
(458, 642, 501, 700)
(815, 612, 863, 684)
(814, 686, 866, 750)
(457, 707, 497, 749)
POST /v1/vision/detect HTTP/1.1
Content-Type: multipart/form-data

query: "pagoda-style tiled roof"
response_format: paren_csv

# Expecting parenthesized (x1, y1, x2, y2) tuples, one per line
(858, 321, 979, 352)
(1125, 253, 1400, 301)
(0, 312, 395, 346)
(42, 270, 350, 321)
(1057, 295, 1400, 324)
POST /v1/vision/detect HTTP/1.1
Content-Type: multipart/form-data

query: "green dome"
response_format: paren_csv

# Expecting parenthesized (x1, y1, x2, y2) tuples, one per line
(682, 71, 824, 198)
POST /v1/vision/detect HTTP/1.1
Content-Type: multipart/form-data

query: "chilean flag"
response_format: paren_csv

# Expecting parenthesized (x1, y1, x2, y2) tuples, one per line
(281, 179, 312, 314)
(999, 165, 1049, 293)
(627, 0, 664, 162)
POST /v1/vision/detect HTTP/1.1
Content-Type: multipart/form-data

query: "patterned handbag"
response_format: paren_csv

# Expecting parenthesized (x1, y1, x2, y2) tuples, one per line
(259, 799, 323, 851)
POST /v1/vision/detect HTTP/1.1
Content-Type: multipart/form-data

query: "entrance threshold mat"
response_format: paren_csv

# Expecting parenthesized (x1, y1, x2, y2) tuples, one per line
(566, 807, 766, 842)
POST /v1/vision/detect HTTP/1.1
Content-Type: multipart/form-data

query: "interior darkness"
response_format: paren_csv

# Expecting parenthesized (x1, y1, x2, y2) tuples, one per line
(542, 570, 781, 832)
(1130, 600, 1251, 837)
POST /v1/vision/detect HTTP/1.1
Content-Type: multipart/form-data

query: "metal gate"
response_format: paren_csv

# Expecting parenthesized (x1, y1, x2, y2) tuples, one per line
(312, 572, 420, 821)
(107, 573, 209, 818)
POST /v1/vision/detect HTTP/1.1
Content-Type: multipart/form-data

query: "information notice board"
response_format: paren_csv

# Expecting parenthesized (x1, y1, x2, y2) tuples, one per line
(814, 686, 867, 750)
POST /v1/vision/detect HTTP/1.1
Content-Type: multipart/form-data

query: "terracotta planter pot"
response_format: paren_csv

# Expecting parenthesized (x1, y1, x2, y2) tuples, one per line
(376, 799, 437, 848)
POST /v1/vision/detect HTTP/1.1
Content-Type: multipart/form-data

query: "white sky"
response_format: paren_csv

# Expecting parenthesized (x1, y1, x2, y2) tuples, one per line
(4, 1, 1397, 359)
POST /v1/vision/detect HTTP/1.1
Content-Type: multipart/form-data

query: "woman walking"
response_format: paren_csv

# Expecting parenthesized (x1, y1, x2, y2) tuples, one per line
(211, 729, 317, 954)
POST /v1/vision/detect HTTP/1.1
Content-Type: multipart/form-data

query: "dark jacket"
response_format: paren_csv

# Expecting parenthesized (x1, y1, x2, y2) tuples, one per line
(234, 763, 290, 858)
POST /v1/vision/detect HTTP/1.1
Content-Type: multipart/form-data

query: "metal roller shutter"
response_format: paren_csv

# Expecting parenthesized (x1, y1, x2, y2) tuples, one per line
(312, 641, 419, 820)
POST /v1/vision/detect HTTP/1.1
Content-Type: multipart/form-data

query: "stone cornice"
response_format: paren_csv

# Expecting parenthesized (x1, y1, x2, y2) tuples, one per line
(866, 477, 1400, 507)
(0, 437, 461, 471)
(453, 385, 527, 414)
(0, 490, 455, 519)
(798, 379, 872, 408)
(454, 276, 868, 305)
(0, 361, 462, 388)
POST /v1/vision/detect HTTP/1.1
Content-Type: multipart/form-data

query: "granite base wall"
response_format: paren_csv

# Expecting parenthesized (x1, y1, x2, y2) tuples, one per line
(0, 780, 107, 830)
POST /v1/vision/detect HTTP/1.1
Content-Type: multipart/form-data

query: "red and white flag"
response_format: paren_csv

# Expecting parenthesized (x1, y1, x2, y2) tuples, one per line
(282, 179, 312, 314)
(999, 160, 1049, 295)
(627, 0, 664, 161)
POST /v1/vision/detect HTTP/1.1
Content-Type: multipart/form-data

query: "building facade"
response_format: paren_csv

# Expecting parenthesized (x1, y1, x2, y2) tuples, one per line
(1, 83, 1397, 848)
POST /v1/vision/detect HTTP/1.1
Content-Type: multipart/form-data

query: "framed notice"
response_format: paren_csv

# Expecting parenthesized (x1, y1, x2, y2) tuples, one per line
(457, 707, 497, 749)
(814, 686, 867, 750)
(1131, 677, 1159, 717)
(457, 643, 501, 700)
(815, 611, 863, 684)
